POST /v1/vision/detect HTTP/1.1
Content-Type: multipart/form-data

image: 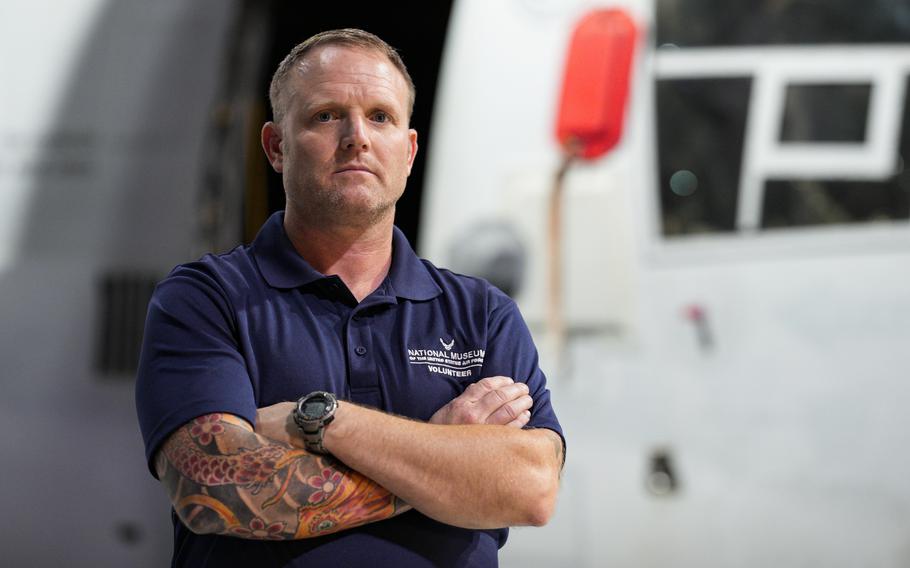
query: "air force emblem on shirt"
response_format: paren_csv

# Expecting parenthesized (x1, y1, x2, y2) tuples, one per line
(407, 337, 485, 378)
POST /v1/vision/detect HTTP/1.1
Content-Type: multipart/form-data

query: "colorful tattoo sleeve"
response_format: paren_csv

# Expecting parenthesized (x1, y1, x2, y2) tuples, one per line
(156, 413, 409, 540)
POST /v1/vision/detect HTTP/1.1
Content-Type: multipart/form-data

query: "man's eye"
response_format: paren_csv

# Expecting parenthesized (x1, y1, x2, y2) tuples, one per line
(315, 112, 333, 122)
(373, 112, 389, 123)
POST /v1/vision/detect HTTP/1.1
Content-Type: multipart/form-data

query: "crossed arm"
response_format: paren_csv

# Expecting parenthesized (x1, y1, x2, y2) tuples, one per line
(155, 377, 564, 539)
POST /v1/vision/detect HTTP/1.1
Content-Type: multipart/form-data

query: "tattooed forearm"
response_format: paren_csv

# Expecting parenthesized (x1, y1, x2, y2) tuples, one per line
(156, 413, 410, 540)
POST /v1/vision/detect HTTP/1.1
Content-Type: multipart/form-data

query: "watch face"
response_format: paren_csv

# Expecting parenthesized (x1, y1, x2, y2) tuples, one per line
(301, 399, 328, 420)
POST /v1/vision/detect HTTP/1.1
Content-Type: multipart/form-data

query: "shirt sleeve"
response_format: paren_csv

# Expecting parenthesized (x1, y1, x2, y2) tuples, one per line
(134, 262, 258, 478)
(480, 288, 566, 457)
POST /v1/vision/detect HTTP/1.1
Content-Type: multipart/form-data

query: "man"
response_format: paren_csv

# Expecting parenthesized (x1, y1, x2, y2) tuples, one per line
(136, 28, 564, 567)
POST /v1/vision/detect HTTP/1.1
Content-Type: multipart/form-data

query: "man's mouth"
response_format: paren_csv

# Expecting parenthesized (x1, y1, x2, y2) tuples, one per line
(335, 165, 374, 175)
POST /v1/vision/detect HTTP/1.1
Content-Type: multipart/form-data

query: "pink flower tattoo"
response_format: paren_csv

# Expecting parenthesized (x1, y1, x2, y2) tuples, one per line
(307, 468, 343, 504)
(230, 517, 285, 540)
(189, 414, 225, 445)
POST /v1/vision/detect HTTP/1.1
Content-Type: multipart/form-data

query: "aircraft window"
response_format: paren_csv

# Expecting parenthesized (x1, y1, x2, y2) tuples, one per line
(656, 0, 910, 47)
(761, 75, 910, 227)
(780, 83, 871, 143)
(656, 77, 752, 235)
(762, 178, 910, 228)
(657, 74, 910, 234)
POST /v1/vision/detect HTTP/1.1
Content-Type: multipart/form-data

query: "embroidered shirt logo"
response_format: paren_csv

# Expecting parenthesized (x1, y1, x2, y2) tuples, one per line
(408, 337, 484, 378)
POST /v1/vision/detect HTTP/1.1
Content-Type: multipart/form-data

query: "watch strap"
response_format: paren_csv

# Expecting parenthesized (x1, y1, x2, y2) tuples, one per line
(293, 392, 337, 455)
(300, 416, 334, 454)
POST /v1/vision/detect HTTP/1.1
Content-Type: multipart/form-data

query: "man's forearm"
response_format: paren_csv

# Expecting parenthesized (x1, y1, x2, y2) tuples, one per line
(156, 413, 409, 539)
(324, 402, 562, 529)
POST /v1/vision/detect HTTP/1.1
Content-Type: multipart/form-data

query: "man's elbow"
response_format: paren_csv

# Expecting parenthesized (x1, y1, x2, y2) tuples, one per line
(170, 497, 232, 537)
(525, 499, 555, 527)
(519, 431, 563, 526)
(178, 508, 275, 539)
(176, 507, 220, 536)
(520, 466, 560, 527)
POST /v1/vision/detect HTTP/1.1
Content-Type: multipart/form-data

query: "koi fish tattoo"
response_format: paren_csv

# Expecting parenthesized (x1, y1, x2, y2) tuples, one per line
(157, 413, 408, 539)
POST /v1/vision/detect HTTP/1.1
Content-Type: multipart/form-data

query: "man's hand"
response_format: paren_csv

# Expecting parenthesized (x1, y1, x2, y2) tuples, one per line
(247, 378, 554, 530)
(429, 376, 532, 428)
(256, 375, 532, 443)
(256, 401, 300, 447)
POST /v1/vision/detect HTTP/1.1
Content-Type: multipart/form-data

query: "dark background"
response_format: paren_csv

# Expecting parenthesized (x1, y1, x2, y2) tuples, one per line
(259, 0, 455, 248)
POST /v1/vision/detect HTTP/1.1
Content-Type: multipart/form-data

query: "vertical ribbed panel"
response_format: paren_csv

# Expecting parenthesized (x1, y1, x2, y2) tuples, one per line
(95, 272, 157, 376)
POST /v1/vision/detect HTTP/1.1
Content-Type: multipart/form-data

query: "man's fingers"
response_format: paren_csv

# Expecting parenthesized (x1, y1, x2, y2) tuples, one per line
(429, 377, 527, 425)
(473, 382, 529, 417)
(505, 410, 532, 428)
(484, 394, 533, 426)
(462, 376, 513, 402)
(476, 376, 514, 388)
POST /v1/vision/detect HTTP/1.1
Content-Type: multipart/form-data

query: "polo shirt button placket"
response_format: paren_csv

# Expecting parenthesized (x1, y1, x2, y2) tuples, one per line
(347, 310, 381, 407)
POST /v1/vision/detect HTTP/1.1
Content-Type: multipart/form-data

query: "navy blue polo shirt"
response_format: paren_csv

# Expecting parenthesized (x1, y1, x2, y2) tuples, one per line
(136, 211, 563, 567)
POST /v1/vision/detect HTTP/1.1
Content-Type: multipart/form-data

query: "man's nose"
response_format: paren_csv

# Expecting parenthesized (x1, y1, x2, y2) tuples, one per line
(341, 116, 369, 151)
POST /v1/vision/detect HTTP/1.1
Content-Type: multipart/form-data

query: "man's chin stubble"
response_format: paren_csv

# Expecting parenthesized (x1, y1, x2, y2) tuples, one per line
(304, 200, 397, 231)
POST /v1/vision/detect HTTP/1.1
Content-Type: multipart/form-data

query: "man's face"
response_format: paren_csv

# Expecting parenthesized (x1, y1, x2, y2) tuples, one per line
(265, 45, 418, 229)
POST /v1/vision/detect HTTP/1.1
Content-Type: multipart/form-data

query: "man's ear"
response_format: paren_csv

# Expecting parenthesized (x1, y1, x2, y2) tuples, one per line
(261, 121, 284, 172)
(406, 128, 418, 176)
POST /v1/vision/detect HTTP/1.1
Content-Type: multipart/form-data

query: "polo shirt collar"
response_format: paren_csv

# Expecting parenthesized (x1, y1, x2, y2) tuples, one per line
(251, 211, 441, 301)
(250, 212, 325, 289)
(386, 224, 442, 301)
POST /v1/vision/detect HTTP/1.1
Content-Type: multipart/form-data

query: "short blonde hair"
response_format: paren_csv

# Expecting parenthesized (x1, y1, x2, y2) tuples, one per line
(268, 28, 416, 124)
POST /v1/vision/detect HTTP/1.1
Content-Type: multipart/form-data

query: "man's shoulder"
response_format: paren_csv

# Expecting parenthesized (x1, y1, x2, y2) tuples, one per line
(417, 257, 514, 308)
(158, 244, 261, 300)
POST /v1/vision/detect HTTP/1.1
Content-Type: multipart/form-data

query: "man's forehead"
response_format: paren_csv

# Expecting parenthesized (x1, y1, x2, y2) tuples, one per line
(283, 45, 408, 110)
(295, 45, 401, 85)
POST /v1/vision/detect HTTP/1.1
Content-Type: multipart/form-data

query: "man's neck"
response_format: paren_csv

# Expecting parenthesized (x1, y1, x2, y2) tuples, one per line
(283, 209, 394, 302)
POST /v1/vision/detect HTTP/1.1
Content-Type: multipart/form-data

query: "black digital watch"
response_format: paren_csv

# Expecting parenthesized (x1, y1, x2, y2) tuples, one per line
(292, 391, 338, 454)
